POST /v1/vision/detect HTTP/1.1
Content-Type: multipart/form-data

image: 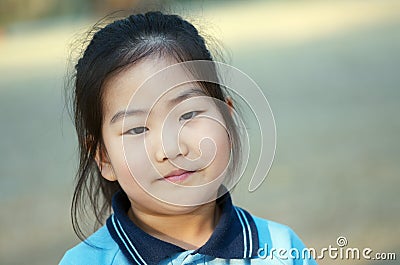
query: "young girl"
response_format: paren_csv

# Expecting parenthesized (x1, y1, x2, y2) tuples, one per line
(60, 11, 317, 265)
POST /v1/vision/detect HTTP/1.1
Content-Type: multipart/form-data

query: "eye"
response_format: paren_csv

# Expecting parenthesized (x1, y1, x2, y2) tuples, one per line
(124, 126, 149, 135)
(179, 111, 200, 121)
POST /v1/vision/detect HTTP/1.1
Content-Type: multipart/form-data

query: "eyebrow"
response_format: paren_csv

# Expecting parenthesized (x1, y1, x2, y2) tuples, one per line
(168, 87, 207, 107)
(109, 87, 208, 124)
(110, 109, 147, 124)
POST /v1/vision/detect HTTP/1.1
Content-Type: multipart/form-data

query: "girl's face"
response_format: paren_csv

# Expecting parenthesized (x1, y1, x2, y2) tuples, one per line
(99, 57, 232, 213)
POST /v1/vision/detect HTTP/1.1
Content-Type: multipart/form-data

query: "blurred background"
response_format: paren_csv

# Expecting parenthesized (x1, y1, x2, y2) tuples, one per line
(0, 0, 399, 264)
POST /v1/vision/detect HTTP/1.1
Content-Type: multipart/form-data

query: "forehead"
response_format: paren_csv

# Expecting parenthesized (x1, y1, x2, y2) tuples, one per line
(102, 57, 199, 115)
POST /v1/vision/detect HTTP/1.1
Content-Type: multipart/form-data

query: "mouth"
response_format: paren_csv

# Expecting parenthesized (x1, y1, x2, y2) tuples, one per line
(161, 169, 195, 183)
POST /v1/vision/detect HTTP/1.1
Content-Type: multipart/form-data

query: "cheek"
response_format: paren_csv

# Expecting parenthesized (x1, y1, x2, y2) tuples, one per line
(213, 128, 231, 172)
(103, 132, 153, 182)
(110, 139, 155, 201)
(122, 137, 156, 181)
(188, 118, 231, 172)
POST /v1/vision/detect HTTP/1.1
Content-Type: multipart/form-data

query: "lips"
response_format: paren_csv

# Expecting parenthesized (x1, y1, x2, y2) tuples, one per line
(162, 169, 195, 183)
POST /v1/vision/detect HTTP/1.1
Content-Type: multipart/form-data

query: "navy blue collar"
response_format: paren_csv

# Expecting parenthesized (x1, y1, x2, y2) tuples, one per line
(106, 189, 259, 264)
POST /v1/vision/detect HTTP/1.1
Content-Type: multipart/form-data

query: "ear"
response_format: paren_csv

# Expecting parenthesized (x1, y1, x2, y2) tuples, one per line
(225, 96, 234, 115)
(95, 147, 117, 182)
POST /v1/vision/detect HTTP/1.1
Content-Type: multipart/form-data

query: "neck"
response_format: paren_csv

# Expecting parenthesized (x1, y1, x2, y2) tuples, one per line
(128, 201, 220, 250)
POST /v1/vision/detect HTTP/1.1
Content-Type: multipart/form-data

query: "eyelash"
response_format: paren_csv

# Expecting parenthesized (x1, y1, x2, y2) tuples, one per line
(124, 126, 149, 135)
(124, 111, 201, 135)
(179, 111, 200, 121)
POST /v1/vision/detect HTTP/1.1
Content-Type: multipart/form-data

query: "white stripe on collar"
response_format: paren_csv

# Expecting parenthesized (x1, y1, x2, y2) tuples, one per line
(112, 214, 147, 265)
(234, 206, 253, 258)
(236, 207, 253, 258)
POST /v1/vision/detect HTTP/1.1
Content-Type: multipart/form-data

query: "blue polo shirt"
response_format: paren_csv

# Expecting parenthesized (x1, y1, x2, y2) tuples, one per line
(60, 191, 317, 265)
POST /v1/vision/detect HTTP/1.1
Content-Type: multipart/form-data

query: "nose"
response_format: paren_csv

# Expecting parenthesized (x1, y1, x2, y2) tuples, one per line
(154, 124, 189, 162)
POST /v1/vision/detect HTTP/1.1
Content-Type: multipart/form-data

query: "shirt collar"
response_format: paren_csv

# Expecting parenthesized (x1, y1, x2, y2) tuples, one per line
(106, 189, 259, 264)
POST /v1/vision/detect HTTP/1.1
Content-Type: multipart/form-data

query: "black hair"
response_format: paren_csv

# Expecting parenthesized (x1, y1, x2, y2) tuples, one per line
(67, 11, 241, 240)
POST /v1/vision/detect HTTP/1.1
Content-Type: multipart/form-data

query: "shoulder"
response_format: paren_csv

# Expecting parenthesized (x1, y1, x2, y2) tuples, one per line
(59, 225, 129, 265)
(252, 215, 298, 247)
(250, 215, 318, 265)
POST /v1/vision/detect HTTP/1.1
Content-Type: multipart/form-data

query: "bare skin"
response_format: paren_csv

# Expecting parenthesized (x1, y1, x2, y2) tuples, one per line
(128, 200, 221, 249)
